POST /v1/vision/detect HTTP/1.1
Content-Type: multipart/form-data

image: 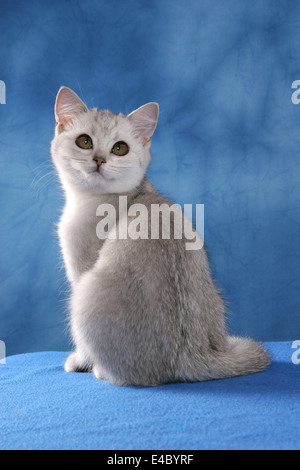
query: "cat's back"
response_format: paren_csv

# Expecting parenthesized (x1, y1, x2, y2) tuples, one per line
(95, 190, 207, 287)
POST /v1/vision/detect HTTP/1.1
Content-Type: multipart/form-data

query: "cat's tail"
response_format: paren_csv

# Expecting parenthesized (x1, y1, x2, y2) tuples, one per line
(206, 336, 271, 380)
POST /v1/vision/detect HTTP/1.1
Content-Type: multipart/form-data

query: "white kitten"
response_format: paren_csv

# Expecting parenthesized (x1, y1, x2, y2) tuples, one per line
(51, 87, 270, 386)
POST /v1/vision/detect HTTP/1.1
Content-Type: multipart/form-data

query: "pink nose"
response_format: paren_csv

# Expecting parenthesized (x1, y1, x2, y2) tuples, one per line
(93, 157, 106, 167)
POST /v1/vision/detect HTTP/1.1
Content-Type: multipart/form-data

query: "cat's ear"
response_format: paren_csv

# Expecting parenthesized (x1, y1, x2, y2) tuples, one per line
(55, 87, 88, 133)
(128, 102, 159, 142)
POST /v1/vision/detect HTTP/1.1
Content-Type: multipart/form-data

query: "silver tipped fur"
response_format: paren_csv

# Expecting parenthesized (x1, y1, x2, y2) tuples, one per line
(52, 87, 270, 386)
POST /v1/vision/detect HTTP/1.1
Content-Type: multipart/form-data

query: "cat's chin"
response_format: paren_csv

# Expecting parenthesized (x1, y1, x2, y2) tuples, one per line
(81, 170, 110, 191)
(74, 170, 140, 195)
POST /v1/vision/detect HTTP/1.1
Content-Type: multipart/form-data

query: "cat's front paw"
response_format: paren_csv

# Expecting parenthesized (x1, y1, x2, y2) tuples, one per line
(64, 352, 91, 373)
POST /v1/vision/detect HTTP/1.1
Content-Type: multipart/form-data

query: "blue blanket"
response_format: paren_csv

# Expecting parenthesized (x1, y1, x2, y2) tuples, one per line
(0, 341, 299, 450)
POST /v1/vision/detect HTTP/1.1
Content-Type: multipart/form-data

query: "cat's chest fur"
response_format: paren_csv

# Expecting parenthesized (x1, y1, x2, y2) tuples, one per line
(58, 193, 116, 285)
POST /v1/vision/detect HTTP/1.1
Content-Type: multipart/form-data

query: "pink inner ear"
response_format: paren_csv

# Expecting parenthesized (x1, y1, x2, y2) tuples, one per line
(128, 102, 159, 139)
(55, 87, 88, 131)
(56, 116, 73, 134)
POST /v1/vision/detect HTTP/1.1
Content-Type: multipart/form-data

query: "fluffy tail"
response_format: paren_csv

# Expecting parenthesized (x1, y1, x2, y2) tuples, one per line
(206, 336, 271, 380)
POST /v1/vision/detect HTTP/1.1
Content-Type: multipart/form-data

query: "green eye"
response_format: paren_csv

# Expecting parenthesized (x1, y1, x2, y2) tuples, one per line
(76, 134, 93, 149)
(111, 141, 129, 156)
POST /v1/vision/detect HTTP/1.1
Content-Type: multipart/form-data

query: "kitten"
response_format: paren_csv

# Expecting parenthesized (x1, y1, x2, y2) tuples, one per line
(51, 87, 270, 386)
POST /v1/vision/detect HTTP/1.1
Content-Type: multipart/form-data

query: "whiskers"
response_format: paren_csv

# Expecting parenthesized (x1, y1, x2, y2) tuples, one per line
(30, 160, 58, 195)
(102, 163, 134, 176)
(69, 158, 89, 164)
(69, 158, 96, 176)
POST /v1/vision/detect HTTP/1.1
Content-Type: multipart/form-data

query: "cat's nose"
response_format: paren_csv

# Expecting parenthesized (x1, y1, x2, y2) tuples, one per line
(93, 156, 106, 167)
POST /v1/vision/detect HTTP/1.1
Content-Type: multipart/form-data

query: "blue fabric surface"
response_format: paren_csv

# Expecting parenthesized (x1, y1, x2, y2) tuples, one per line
(0, 342, 299, 450)
(1, 0, 300, 355)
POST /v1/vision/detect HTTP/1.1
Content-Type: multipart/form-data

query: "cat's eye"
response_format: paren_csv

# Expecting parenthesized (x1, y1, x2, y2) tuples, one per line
(111, 141, 129, 156)
(76, 134, 93, 150)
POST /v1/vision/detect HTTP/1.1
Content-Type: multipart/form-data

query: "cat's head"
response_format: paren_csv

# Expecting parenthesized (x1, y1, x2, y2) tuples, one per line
(51, 87, 159, 194)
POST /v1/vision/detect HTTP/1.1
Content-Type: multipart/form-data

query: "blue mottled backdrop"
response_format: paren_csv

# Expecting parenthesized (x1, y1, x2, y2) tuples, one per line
(0, 0, 299, 355)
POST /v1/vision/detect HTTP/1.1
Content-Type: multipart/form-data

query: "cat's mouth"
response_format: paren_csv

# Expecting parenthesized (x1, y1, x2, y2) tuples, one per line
(86, 165, 108, 179)
(84, 165, 102, 175)
(93, 161, 105, 173)
(77, 163, 116, 182)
